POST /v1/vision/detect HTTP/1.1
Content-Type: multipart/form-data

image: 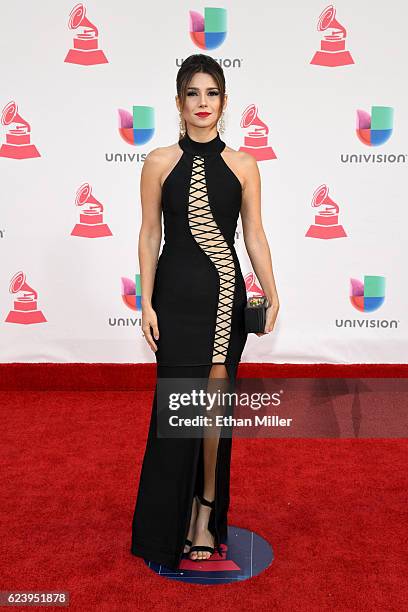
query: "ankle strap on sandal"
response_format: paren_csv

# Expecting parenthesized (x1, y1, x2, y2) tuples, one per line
(197, 494, 215, 508)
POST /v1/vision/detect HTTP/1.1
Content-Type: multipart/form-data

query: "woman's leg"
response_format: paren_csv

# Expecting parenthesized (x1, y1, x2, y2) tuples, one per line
(183, 495, 198, 553)
(189, 364, 230, 560)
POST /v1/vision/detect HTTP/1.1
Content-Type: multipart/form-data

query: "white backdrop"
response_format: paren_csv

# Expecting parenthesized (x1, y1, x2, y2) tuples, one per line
(0, 1, 406, 364)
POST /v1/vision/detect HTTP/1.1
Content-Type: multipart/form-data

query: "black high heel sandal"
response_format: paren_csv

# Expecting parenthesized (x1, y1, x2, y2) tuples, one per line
(188, 494, 222, 560)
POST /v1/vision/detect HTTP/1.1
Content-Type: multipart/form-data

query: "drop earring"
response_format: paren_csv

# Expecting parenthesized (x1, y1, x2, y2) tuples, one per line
(217, 111, 225, 135)
(179, 112, 186, 138)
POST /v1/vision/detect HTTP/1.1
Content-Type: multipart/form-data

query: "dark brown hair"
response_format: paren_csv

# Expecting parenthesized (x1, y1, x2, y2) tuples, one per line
(176, 54, 226, 136)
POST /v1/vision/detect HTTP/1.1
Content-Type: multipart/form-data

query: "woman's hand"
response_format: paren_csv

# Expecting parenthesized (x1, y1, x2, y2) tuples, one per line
(142, 305, 159, 352)
(256, 300, 279, 337)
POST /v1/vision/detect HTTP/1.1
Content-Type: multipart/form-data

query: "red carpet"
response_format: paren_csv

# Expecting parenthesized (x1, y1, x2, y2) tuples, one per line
(1, 364, 407, 611)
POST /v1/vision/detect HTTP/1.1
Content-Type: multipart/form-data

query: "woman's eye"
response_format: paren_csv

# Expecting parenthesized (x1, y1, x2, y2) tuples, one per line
(187, 91, 219, 96)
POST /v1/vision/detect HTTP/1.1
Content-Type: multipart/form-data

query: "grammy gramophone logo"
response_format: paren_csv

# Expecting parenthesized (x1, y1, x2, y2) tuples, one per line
(189, 7, 227, 50)
(244, 271, 265, 299)
(71, 183, 112, 238)
(239, 105, 276, 161)
(64, 3, 108, 65)
(310, 5, 354, 67)
(0, 101, 40, 160)
(5, 271, 47, 325)
(305, 184, 347, 239)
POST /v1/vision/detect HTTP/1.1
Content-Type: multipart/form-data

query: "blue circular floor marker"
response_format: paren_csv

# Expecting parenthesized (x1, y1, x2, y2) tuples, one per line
(144, 526, 274, 584)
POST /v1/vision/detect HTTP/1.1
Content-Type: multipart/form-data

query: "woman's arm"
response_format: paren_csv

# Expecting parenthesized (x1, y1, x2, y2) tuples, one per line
(138, 149, 163, 352)
(240, 154, 280, 334)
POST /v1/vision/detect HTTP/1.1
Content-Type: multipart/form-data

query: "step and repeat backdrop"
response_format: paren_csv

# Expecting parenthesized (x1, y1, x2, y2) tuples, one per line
(0, 1, 406, 363)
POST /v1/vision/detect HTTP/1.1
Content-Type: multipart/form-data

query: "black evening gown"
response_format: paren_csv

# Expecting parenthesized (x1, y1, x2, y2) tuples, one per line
(131, 130, 248, 569)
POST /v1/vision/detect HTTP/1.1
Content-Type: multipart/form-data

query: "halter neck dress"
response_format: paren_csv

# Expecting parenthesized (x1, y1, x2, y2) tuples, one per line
(131, 130, 248, 569)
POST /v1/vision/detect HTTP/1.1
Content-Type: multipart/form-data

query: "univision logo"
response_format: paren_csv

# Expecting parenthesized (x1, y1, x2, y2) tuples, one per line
(340, 105, 407, 164)
(356, 106, 393, 146)
(350, 275, 385, 312)
(177, 7, 242, 68)
(117, 106, 154, 146)
(108, 275, 142, 327)
(189, 7, 227, 49)
(105, 106, 154, 163)
(335, 275, 399, 329)
(121, 275, 142, 311)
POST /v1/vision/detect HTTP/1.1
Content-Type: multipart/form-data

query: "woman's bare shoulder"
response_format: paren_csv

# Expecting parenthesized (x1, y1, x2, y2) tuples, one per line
(143, 143, 181, 182)
(224, 144, 256, 165)
(144, 143, 178, 163)
(222, 144, 257, 189)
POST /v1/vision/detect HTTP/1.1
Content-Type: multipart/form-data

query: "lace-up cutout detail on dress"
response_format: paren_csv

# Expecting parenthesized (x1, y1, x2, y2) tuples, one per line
(188, 154, 235, 363)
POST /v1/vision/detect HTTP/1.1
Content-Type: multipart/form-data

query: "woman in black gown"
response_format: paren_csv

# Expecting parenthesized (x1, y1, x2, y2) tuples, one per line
(131, 54, 279, 569)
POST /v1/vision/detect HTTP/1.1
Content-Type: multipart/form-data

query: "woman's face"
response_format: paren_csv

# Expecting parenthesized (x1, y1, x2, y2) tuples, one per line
(177, 71, 226, 131)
